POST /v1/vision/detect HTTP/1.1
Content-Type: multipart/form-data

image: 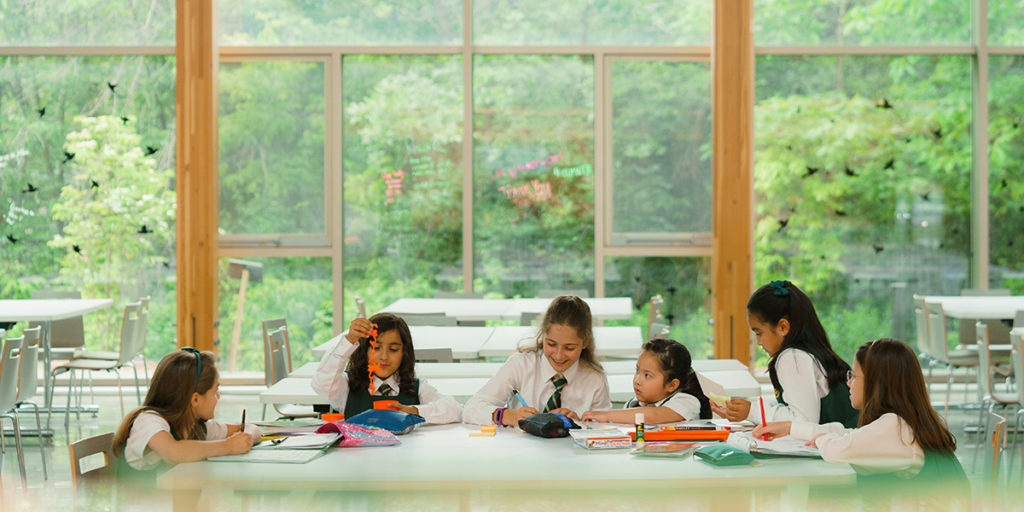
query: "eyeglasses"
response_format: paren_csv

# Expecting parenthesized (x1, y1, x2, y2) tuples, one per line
(181, 347, 202, 392)
(846, 370, 857, 383)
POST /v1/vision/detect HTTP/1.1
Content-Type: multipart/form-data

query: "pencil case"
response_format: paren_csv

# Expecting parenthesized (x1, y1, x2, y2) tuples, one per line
(518, 413, 580, 438)
(346, 409, 425, 435)
(694, 443, 754, 466)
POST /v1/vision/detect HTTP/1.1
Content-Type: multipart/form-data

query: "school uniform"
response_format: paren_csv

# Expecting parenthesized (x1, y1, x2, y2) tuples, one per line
(122, 411, 259, 471)
(624, 392, 702, 421)
(462, 350, 611, 425)
(311, 334, 462, 424)
(747, 348, 859, 427)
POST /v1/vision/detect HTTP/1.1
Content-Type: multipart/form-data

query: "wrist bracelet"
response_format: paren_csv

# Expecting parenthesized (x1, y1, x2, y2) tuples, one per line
(496, 407, 505, 426)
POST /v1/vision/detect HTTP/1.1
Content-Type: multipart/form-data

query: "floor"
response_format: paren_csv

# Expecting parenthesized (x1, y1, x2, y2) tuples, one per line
(1, 381, 1022, 511)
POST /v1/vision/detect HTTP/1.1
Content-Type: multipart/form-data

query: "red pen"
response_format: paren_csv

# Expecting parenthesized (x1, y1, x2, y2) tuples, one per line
(759, 396, 768, 440)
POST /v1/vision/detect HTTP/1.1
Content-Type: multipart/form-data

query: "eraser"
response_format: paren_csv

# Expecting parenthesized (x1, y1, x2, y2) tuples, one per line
(470, 431, 496, 437)
(481, 425, 497, 432)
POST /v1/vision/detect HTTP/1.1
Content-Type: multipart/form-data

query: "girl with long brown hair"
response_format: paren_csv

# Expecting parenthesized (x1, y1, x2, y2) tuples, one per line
(112, 348, 260, 470)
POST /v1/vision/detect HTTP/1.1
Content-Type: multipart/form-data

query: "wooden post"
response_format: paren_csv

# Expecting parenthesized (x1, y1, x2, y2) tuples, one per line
(176, 0, 219, 351)
(712, 0, 754, 364)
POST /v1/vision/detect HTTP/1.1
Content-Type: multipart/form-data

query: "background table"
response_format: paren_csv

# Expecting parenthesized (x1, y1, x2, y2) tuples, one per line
(380, 296, 634, 322)
(504, 297, 633, 321)
(478, 325, 643, 359)
(921, 296, 1024, 320)
(311, 326, 495, 359)
(292, 359, 749, 379)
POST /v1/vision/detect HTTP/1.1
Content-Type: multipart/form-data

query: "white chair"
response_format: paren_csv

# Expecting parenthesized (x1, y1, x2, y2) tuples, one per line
(975, 323, 1018, 443)
(913, 295, 937, 377)
(959, 288, 1012, 345)
(27, 290, 85, 363)
(48, 302, 142, 428)
(1010, 328, 1024, 450)
(415, 348, 453, 363)
(926, 301, 978, 418)
(72, 296, 151, 403)
(647, 295, 670, 340)
(0, 332, 28, 485)
(399, 313, 458, 326)
(13, 326, 47, 480)
(265, 326, 316, 420)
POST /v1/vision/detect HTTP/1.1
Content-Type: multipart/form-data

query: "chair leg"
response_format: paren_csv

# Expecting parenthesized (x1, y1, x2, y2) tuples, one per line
(132, 362, 142, 404)
(65, 369, 74, 429)
(261, 404, 267, 421)
(2, 413, 28, 486)
(978, 396, 988, 438)
(17, 401, 48, 480)
(944, 366, 953, 419)
(116, 370, 125, 417)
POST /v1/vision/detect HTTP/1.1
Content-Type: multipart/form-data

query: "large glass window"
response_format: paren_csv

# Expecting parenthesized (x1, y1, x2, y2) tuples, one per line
(473, 55, 595, 297)
(755, 55, 971, 361)
(608, 59, 711, 244)
(342, 55, 464, 305)
(755, 0, 969, 46)
(219, 60, 326, 237)
(988, 55, 1024, 291)
(0, 0, 175, 46)
(989, 0, 1024, 45)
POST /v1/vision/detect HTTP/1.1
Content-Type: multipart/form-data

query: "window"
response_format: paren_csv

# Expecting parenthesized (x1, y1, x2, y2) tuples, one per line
(988, 55, 1024, 291)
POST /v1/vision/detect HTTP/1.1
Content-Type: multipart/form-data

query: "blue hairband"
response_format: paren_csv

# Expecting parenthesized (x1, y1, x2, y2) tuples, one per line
(181, 347, 202, 392)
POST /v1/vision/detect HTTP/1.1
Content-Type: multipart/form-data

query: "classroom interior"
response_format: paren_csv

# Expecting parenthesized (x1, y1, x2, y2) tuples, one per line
(2, 1, 1024, 510)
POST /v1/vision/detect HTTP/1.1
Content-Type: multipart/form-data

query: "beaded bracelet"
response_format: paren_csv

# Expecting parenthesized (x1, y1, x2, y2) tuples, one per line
(495, 407, 506, 427)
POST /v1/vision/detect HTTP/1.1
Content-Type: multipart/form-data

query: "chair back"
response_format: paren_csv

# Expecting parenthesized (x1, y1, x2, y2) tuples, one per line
(912, 295, 930, 356)
(267, 327, 292, 385)
(353, 295, 367, 318)
(69, 432, 116, 486)
(1014, 310, 1024, 328)
(28, 289, 85, 350)
(0, 335, 23, 410)
(976, 322, 993, 399)
(399, 313, 458, 326)
(262, 318, 289, 386)
(519, 312, 541, 326)
(648, 322, 671, 341)
(134, 296, 151, 355)
(16, 326, 42, 402)
(538, 289, 588, 298)
(1011, 329, 1024, 406)
(926, 302, 949, 363)
(116, 302, 143, 365)
(415, 348, 453, 363)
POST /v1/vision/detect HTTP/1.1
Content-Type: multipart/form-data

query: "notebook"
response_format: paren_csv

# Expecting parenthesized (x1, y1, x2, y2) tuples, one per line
(726, 432, 820, 457)
(208, 449, 326, 464)
(253, 433, 341, 450)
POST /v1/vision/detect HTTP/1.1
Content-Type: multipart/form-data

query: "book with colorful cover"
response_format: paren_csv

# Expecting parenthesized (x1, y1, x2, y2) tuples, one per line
(569, 428, 632, 449)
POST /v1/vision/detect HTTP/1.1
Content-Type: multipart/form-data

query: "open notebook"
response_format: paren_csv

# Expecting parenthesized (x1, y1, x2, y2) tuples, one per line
(208, 449, 326, 464)
(726, 432, 821, 457)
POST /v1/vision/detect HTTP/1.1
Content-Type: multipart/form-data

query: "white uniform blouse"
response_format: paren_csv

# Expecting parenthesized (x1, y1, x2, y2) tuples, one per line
(625, 391, 702, 421)
(747, 348, 831, 424)
(791, 412, 925, 477)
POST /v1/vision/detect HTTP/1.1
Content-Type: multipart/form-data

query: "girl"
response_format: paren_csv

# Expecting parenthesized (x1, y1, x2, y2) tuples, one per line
(581, 338, 711, 423)
(712, 280, 858, 427)
(311, 312, 462, 423)
(112, 348, 260, 471)
(753, 338, 967, 485)
(463, 295, 611, 426)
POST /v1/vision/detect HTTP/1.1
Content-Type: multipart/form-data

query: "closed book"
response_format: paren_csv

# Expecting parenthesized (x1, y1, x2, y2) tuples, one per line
(569, 429, 632, 450)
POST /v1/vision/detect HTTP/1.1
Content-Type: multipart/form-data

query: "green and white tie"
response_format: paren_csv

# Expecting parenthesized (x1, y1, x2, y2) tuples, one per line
(544, 374, 567, 412)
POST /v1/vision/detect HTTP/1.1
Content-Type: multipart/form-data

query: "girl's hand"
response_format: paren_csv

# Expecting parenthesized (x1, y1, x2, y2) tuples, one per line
(752, 421, 792, 441)
(721, 398, 751, 422)
(389, 403, 420, 416)
(805, 433, 825, 447)
(548, 408, 579, 421)
(224, 432, 254, 455)
(580, 411, 610, 422)
(503, 407, 538, 426)
(346, 318, 374, 344)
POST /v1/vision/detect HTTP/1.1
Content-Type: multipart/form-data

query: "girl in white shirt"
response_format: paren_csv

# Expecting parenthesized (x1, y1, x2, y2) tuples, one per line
(753, 338, 966, 486)
(712, 280, 859, 428)
(463, 295, 611, 426)
(311, 312, 462, 423)
(112, 348, 260, 471)
(582, 338, 711, 423)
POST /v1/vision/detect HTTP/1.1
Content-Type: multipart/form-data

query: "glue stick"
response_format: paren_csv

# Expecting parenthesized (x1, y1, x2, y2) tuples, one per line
(635, 413, 645, 446)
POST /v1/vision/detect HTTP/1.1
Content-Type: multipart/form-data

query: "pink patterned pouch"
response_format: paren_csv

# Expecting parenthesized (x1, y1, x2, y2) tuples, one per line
(315, 420, 400, 447)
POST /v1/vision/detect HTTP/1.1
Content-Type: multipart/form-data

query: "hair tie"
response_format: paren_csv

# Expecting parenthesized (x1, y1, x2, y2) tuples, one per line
(769, 280, 790, 297)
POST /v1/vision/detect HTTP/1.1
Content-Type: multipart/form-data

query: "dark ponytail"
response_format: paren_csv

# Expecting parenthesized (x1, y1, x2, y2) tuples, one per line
(643, 338, 711, 420)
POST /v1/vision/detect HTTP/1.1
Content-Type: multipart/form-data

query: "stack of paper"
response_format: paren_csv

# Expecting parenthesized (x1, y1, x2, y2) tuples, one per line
(726, 432, 820, 457)
(254, 432, 341, 450)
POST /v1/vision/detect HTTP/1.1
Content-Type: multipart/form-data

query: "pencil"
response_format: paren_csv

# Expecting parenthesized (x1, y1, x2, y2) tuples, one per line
(511, 389, 530, 408)
(759, 397, 767, 440)
(241, 409, 246, 430)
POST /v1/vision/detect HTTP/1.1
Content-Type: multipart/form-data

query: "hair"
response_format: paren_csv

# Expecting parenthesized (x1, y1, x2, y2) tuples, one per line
(747, 280, 850, 392)
(112, 349, 218, 457)
(856, 338, 956, 453)
(521, 295, 603, 372)
(642, 338, 711, 419)
(346, 312, 417, 396)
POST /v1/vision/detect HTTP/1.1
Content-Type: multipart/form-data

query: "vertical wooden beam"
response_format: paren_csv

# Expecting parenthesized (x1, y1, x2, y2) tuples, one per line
(712, 0, 754, 364)
(176, 0, 219, 351)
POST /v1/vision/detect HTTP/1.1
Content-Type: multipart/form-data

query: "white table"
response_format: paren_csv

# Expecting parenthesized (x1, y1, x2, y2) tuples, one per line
(505, 297, 634, 321)
(922, 296, 1024, 320)
(478, 325, 643, 359)
(0, 298, 114, 414)
(293, 359, 747, 380)
(379, 296, 634, 322)
(311, 326, 496, 359)
(157, 423, 855, 511)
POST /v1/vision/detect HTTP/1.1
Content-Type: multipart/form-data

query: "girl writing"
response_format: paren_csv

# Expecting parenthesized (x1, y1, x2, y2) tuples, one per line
(753, 338, 967, 485)
(581, 338, 711, 423)
(712, 280, 858, 427)
(311, 312, 462, 423)
(112, 348, 260, 471)
(463, 295, 611, 425)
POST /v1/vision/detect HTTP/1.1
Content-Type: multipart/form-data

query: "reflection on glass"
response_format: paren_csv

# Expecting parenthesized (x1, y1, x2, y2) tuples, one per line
(988, 56, 1024, 291)
(0, 0, 175, 45)
(755, 55, 970, 359)
(219, 61, 325, 235)
(755, 0, 969, 46)
(218, 257, 333, 372)
(611, 60, 711, 241)
(605, 257, 712, 360)
(473, 55, 594, 297)
(474, 0, 710, 46)
(219, 0, 462, 45)
(342, 56, 463, 309)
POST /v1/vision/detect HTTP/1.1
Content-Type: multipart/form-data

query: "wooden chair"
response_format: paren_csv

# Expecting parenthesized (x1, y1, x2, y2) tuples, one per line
(1010, 329, 1024, 450)
(989, 411, 1007, 480)
(975, 323, 1018, 441)
(69, 432, 116, 486)
(72, 296, 151, 403)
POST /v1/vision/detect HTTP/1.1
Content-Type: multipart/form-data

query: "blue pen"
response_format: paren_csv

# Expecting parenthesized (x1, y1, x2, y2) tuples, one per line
(511, 389, 530, 408)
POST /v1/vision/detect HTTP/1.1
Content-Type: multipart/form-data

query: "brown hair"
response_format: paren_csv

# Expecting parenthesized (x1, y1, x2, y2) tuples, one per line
(857, 338, 956, 453)
(346, 312, 417, 396)
(521, 295, 603, 372)
(112, 349, 218, 457)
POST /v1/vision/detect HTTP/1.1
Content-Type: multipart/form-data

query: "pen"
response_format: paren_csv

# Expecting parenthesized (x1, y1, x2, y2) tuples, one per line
(759, 397, 767, 440)
(511, 389, 530, 408)
(241, 409, 246, 431)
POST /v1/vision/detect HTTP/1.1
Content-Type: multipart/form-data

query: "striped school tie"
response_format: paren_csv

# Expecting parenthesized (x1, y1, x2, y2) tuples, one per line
(377, 383, 393, 396)
(544, 374, 567, 412)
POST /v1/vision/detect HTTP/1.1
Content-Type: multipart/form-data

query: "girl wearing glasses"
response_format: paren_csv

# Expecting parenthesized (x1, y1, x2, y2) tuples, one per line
(113, 348, 260, 471)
